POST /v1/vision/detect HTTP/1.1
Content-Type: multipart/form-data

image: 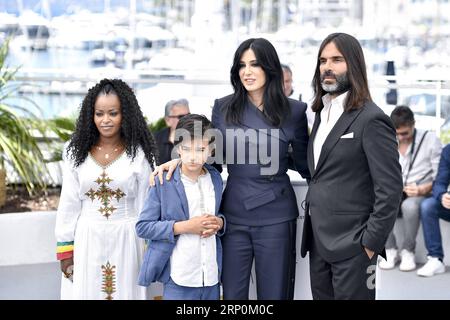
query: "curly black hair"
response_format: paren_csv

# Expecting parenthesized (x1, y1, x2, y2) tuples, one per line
(66, 78, 158, 169)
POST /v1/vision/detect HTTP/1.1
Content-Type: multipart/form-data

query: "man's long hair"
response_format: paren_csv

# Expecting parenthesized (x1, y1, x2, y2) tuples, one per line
(311, 33, 372, 113)
(225, 38, 290, 127)
(66, 78, 158, 168)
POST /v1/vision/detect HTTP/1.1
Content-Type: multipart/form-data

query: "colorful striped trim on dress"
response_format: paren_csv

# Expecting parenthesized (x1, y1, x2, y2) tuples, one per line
(56, 241, 74, 260)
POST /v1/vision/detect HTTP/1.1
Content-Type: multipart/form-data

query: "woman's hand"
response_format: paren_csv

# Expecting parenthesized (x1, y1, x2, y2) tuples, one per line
(60, 257, 74, 280)
(149, 159, 181, 186)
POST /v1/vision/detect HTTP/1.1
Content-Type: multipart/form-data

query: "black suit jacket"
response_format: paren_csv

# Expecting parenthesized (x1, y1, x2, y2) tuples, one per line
(300, 100, 403, 263)
(154, 127, 174, 165)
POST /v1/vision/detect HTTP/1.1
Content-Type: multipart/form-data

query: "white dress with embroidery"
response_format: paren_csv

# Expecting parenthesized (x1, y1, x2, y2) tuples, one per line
(55, 146, 151, 300)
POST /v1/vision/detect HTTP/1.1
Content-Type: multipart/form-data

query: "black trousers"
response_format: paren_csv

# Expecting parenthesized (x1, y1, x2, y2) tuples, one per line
(309, 238, 377, 300)
(221, 220, 297, 300)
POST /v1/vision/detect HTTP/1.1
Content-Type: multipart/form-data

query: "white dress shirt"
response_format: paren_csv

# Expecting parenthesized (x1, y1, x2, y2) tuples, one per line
(170, 170, 218, 287)
(313, 92, 348, 169)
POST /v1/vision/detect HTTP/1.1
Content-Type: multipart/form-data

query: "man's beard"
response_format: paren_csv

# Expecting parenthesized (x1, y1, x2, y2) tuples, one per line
(320, 71, 350, 95)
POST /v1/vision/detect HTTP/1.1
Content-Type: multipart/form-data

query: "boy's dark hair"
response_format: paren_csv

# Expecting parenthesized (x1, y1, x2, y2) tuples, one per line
(174, 114, 214, 145)
(390, 105, 415, 128)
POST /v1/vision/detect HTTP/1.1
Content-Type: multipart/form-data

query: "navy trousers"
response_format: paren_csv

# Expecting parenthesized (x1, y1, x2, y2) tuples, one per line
(221, 220, 297, 300)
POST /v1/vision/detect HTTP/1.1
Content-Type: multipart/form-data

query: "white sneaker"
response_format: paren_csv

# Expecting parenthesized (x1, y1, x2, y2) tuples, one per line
(417, 256, 445, 277)
(399, 249, 416, 271)
(379, 248, 398, 269)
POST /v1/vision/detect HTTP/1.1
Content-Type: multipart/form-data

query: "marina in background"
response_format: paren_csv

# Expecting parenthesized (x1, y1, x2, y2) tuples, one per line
(0, 0, 450, 129)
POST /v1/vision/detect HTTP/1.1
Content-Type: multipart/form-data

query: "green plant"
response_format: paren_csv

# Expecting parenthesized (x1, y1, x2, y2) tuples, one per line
(148, 117, 167, 133)
(0, 39, 49, 195)
(29, 116, 76, 163)
(47, 117, 76, 142)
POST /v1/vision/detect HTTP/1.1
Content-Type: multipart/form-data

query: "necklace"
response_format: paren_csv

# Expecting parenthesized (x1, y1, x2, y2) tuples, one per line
(95, 143, 122, 159)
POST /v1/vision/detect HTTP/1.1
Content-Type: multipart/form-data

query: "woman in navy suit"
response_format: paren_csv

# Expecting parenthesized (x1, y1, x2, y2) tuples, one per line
(152, 38, 310, 299)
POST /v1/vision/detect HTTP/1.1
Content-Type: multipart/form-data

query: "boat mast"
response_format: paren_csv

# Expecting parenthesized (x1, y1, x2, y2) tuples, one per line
(127, 0, 136, 70)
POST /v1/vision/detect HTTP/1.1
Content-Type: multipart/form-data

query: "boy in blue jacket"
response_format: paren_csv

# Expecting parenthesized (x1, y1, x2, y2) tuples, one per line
(136, 114, 225, 300)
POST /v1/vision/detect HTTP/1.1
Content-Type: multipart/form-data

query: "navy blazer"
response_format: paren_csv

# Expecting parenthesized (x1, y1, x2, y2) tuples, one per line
(433, 144, 450, 202)
(212, 95, 310, 226)
(136, 164, 225, 286)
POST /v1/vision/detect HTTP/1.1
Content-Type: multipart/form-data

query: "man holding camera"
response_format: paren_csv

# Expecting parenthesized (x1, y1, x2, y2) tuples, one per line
(418, 144, 450, 276)
(380, 106, 442, 271)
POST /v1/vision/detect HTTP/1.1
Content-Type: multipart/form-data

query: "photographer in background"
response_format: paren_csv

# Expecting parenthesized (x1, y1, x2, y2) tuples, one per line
(154, 99, 190, 164)
(418, 144, 450, 277)
(379, 106, 442, 271)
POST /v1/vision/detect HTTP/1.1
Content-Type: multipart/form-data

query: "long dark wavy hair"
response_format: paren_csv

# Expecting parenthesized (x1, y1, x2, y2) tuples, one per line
(66, 78, 158, 168)
(225, 38, 289, 127)
(311, 33, 372, 113)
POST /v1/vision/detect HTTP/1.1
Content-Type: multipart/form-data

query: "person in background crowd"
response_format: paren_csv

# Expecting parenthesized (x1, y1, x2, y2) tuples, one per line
(282, 63, 314, 131)
(154, 99, 190, 164)
(281, 64, 295, 98)
(418, 144, 450, 277)
(379, 106, 442, 271)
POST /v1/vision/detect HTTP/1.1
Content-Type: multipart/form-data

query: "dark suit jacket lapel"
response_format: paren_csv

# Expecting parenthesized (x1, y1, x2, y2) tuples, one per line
(308, 112, 321, 177)
(314, 108, 363, 175)
(240, 101, 289, 143)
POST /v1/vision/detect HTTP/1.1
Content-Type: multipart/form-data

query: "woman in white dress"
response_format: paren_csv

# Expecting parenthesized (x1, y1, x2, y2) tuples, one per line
(55, 79, 158, 300)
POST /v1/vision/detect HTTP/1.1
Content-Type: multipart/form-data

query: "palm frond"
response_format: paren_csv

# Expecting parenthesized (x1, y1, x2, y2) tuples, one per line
(0, 38, 49, 194)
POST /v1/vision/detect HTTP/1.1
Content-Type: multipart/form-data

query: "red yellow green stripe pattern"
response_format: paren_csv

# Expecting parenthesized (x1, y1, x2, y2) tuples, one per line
(57, 241, 74, 260)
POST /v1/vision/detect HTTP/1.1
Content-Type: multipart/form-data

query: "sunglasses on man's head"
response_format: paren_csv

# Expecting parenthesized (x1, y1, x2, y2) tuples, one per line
(396, 131, 411, 137)
(167, 113, 190, 119)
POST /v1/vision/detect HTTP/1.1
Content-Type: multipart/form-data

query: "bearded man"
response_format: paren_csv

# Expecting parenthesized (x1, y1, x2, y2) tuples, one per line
(300, 33, 403, 300)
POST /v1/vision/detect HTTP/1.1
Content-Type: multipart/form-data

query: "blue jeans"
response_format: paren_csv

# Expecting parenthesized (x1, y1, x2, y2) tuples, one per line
(420, 197, 450, 259)
(163, 277, 220, 300)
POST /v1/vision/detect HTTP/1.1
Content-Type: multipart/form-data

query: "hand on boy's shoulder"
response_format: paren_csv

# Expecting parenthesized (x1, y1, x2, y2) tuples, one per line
(149, 158, 180, 187)
(152, 171, 172, 188)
